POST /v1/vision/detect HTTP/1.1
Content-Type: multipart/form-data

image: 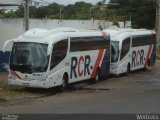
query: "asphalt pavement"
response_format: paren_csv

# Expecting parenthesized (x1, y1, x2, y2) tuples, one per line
(0, 61, 160, 114)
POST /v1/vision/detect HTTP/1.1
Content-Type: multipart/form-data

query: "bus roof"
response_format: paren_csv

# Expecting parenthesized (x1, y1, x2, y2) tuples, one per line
(103, 28, 155, 42)
(16, 27, 106, 44)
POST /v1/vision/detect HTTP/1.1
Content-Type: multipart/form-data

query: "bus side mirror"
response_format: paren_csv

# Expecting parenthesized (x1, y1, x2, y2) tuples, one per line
(2, 63, 9, 72)
(2, 39, 14, 72)
(2, 39, 14, 52)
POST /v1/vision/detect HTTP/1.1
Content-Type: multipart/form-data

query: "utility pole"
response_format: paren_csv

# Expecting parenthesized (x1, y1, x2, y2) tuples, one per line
(130, 15, 132, 28)
(90, 7, 92, 20)
(156, 0, 160, 46)
(24, 0, 29, 31)
(90, 7, 94, 20)
(123, 16, 126, 28)
(60, 7, 62, 22)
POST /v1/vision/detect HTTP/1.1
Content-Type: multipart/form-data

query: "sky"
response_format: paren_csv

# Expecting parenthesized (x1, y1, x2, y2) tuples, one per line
(0, 0, 110, 10)
(38, 0, 110, 5)
(0, 0, 110, 5)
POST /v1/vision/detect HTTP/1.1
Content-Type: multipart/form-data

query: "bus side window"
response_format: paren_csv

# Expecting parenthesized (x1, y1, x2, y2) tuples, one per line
(50, 39, 68, 70)
(120, 38, 131, 60)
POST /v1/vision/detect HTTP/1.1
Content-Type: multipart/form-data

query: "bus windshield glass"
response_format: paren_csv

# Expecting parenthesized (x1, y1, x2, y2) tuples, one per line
(10, 42, 49, 73)
(111, 41, 119, 63)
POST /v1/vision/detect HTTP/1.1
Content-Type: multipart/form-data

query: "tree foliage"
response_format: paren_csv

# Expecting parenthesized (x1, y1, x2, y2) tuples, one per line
(110, 0, 156, 29)
(3, 0, 156, 29)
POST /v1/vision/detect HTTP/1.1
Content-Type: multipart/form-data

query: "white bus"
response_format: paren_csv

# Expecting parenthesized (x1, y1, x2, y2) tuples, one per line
(3, 28, 110, 89)
(103, 28, 157, 75)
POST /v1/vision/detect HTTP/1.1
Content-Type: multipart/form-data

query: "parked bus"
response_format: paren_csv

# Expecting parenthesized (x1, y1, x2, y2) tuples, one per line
(2, 28, 110, 89)
(103, 28, 157, 76)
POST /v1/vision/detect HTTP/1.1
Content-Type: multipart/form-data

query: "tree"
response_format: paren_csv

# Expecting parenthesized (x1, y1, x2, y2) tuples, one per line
(3, 1, 119, 21)
(110, 0, 156, 29)
(0, 9, 5, 14)
(4, 10, 18, 18)
(15, 6, 24, 17)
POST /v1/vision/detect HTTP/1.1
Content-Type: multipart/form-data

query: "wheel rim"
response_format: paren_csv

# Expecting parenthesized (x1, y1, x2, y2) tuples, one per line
(62, 78, 67, 89)
(95, 72, 99, 82)
(126, 65, 130, 74)
(146, 63, 150, 70)
(128, 66, 130, 73)
(145, 60, 150, 70)
(59, 75, 68, 92)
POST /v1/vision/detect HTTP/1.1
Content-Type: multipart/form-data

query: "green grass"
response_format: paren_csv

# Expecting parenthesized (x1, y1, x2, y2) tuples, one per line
(0, 72, 58, 104)
(0, 98, 7, 103)
(0, 77, 47, 103)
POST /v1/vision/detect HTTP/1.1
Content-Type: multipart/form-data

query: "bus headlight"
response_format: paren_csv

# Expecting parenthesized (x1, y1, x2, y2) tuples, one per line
(111, 64, 118, 69)
(8, 74, 16, 80)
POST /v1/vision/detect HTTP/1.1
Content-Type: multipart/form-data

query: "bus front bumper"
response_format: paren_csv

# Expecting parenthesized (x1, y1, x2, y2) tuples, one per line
(110, 64, 120, 76)
(8, 75, 58, 89)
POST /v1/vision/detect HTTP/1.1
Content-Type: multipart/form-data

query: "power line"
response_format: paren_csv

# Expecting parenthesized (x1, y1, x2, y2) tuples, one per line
(0, 0, 23, 4)
(0, 4, 21, 6)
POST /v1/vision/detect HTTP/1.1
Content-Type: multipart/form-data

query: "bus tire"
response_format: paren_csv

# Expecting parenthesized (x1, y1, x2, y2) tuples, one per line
(93, 69, 101, 82)
(60, 74, 68, 92)
(125, 63, 130, 75)
(145, 60, 150, 70)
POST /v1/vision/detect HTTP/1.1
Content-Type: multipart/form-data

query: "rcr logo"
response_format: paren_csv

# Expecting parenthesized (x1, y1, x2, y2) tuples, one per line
(70, 55, 91, 79)
(132, 49, 145, 67)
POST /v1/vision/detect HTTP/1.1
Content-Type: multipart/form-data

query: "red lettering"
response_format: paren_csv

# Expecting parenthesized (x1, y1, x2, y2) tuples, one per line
(136, 50, 141, 66)
(71, 55, 91, 79)
(78, 56, 84, 77)
(102, 31, 107, 37)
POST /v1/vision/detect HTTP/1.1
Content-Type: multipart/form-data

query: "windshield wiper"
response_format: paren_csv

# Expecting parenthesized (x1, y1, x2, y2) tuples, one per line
(10, 64, 33, 74)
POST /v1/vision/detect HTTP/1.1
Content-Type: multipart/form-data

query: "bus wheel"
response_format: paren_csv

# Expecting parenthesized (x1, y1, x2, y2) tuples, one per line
(60, 74, 68, 92)
(125, 64, 130, 75)
(145, 60, 150, 70)
(94, 69, 101, 82)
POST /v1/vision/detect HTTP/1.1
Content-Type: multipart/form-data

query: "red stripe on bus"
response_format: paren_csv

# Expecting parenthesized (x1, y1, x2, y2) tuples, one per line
(102, 31, 107, 37)
(91, 49, 104, 79)
(11, 71, 16, 76)
(78, 56, 84, 77)
(12, 71, 21, 79)
(145, 45, 152, 67)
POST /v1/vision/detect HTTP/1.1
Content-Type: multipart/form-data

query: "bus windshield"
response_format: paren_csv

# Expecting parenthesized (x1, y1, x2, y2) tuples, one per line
(10, 42, 49, 73)
(111, 41, 119, 63)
